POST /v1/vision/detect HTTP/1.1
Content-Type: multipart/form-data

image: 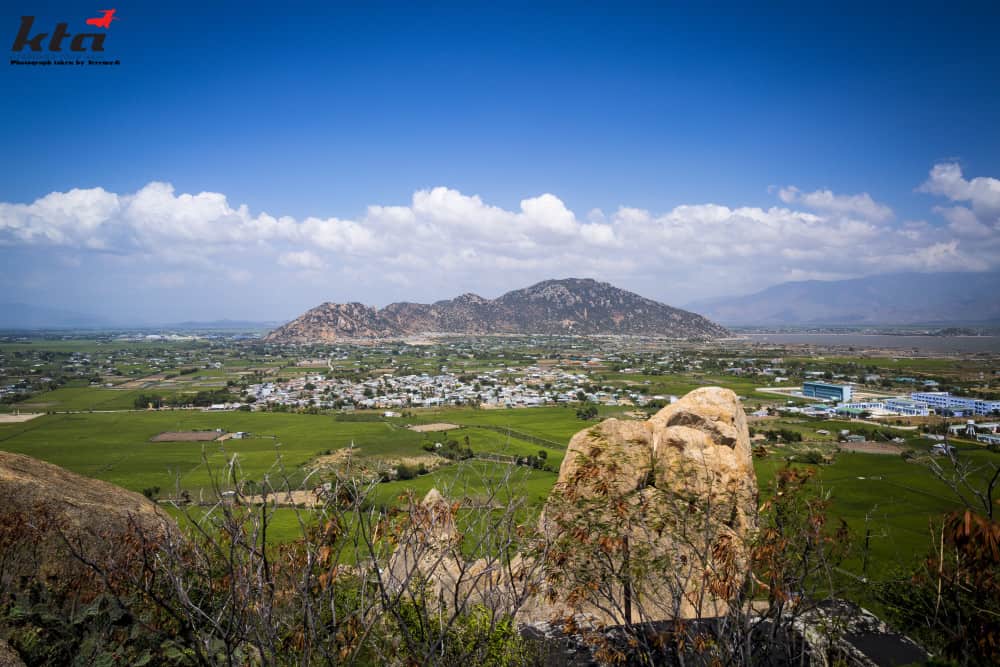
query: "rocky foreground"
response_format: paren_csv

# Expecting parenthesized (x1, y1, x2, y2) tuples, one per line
(265, 278, 729, 342)
(0, 451, 176, 586)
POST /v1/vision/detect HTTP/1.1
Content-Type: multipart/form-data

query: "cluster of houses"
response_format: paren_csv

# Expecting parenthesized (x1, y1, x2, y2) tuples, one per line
(244, 365, 659, 411)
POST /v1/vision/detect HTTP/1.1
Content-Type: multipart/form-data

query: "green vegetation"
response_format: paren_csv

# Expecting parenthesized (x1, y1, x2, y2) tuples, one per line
(3, 402, 996, 590)
(2, 332, 999, 664)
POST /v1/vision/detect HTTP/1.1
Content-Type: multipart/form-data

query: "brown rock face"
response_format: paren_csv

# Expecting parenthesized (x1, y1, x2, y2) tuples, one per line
(0, 451, 177, 593)
(265, 278, 729, 342)
(527, 387, 758, 624)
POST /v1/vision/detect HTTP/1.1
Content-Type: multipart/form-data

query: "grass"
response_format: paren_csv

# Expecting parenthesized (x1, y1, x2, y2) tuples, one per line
(2, 404, 997, 588)
(756, 438, 1000, 583)
(410, 405, 614, 444)
(373, 460, 557, 510)
(16, 386, 151, 411)
(162, 504, 312, 545)
(0, 411, 425, 495)
(0, 409, 566, 500)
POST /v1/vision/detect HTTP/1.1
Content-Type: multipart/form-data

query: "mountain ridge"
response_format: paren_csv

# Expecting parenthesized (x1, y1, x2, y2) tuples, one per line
(687, 271, 1000, 325)
(265, 278, 728, 342)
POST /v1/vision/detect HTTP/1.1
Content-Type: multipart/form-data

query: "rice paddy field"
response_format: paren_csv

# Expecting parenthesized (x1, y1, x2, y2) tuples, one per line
(3, 334, 998, 617)
(2, 401, 995, 583)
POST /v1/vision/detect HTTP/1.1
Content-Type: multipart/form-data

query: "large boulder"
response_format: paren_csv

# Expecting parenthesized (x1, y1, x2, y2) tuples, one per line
(384, 488, 535, 613)
(0, 451, 177, 596)
(525, 387, 758, 624)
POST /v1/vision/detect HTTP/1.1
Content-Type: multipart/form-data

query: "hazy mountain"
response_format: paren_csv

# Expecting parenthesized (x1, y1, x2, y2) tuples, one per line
(0, 303, 109, 329)
(167, 319, 281, 330)
(265, 278, 728, 342)
(687, 272, 1000, 325)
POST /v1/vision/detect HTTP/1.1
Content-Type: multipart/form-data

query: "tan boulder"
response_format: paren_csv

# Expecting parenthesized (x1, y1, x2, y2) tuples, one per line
(524, 387, 758, 625)
(384, 488, 539, 615)
(0, 451, 177, 594)
(0, 638, 26, 667)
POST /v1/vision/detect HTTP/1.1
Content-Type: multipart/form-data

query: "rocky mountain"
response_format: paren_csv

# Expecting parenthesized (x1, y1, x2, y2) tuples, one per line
(687, 271, 1000, 326)
(265, 278, 728, 342)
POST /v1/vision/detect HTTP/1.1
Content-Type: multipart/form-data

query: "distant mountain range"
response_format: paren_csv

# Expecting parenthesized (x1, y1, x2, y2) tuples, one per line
(687, 271, 1000, 326)
(0, 303, 109, 330)
(0, 304, 279, 331)
(166, 319, 281, 330)
(265, 278, 728, 342)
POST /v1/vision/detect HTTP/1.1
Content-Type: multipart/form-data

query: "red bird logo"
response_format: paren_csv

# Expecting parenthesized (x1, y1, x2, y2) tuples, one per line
(85, 9, 117, 29)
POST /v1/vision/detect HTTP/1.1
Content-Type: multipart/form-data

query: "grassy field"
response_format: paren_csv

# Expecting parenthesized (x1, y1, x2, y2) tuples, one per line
(0, 411, 420, 494)
(2, 404, 996, 586)
(0, 409, 562, 499)
(15, 386, 153, 411)
(409, 404, 622, 444)
(161, 504, 313, 544)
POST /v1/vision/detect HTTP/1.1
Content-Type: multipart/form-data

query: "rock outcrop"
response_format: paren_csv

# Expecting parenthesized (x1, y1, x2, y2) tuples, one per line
(524, 387, 758, 624)
(0, 451, 177, 592)
(385, 488, 535, 614)
(265, 278, 729, 342)
(385, 388, 758, 628)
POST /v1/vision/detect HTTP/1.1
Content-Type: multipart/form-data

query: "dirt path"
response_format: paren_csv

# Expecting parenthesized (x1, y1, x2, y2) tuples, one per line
(409, 423, 461, 432)
(839, 442, 904, 455)
(0, 413, 43, 423)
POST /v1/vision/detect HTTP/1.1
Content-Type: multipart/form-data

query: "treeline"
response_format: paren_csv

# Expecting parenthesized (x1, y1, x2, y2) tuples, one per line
(423, 438, 474, 461)
(133, 389, 234, 409)
(749, 427, 803, 443)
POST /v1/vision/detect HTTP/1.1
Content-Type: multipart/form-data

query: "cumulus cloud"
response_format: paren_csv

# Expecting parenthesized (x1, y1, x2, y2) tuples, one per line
(278, 249, 325, 270)
(777, 186, 894, 223)
(919, 162, 1000, 218)
(1, 163, 998, 308)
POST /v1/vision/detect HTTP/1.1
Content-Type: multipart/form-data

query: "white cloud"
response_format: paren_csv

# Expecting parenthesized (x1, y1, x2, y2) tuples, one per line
(919, 162, 1000, 218)
(1, 164, 997, 304)
(777, 186, 894, 223)
(278, 250, 325, 270)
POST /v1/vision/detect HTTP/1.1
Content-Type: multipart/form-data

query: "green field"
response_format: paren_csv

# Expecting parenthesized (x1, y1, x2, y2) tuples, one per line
(2, 398, 997, 591)
(0, 411, 419, 494)
(0, 409, 561, 499)
(410, 405, 597, 443)
(15, 385, 153, 411)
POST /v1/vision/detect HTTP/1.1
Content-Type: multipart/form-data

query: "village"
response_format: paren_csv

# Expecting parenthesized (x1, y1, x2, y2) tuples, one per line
(245, 365, 663, 411)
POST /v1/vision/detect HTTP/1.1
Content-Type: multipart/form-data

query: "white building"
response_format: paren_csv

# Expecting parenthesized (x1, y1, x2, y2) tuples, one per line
(910, 392, 1000, 416)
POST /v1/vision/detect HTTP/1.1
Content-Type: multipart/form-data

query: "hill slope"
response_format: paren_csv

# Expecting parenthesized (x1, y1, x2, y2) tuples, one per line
(688, 271, 1000, 325)
(266, 278, 727, 341)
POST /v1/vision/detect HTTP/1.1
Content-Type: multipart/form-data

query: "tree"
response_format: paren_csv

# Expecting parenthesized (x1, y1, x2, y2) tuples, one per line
(879, 511, 1000, 665)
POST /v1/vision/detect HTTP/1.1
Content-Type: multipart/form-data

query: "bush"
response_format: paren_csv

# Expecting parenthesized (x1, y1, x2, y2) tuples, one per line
(797, 450, 825, 465)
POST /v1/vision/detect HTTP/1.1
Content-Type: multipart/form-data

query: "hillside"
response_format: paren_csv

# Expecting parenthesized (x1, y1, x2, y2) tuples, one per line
(687, 271, 1000, 326)
(265, 278, 728, 342)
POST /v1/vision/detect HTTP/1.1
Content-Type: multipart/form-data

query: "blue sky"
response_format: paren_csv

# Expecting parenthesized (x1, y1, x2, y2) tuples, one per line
(1, 1, 999, 322)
